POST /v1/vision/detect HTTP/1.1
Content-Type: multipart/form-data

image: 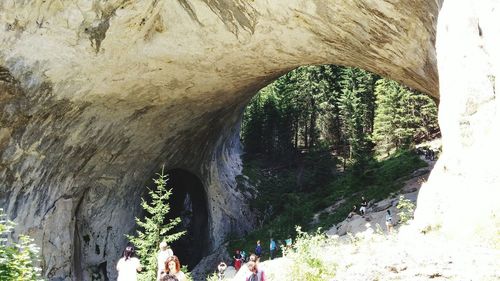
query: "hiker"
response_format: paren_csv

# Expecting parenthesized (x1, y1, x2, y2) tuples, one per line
(255, 240, 262, 258)
(157, 242, 174, 280)
(284, 237, 292, 255)
(269, 238, 277, 260)
(360, 196, 368, 216)
(164, 255, 185, 281)
(217, 261, 227, 280)
(385, 209, 394, 233)
(241, 249, 248, 262)
(116, 246, 142, 281)
(245, 261, 265, 281)
(233, 249, 243, 271)
(348, 205, 357, 218)
(249, 253, 258, 263)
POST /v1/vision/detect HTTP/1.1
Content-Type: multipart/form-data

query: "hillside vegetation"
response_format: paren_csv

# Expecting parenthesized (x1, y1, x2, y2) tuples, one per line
(230, 64, 439, 259)
(231, 149, 427, 259)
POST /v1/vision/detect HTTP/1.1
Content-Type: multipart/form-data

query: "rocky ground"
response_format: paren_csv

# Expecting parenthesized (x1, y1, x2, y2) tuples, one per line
(210, 152, 500, 281)
(247, 226, 499, 281)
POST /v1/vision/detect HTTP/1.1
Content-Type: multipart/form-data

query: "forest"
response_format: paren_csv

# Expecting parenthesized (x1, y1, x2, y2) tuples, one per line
(233, 65, 440, 255)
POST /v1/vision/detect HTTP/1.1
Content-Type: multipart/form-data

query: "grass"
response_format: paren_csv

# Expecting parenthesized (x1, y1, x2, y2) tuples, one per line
(228, 149, 427, 261)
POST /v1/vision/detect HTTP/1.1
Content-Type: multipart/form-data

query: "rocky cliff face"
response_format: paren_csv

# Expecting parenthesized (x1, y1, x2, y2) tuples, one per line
(414, 0, 500, 245)
(1, 0, 498, 280)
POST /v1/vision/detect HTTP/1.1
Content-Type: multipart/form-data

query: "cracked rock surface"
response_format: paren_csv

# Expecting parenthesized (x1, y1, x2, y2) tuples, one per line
(1, 0, 499, 280)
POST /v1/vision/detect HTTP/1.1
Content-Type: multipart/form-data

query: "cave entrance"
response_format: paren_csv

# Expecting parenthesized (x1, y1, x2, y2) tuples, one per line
(166, 169, 209, 269)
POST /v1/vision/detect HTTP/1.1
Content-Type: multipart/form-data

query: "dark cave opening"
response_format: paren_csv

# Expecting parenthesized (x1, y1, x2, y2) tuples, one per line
(166, 169, 209, 270)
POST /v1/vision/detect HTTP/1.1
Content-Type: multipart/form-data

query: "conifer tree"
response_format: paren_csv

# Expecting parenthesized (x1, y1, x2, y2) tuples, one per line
(126, 171, 185, 281)
(0, 209, 42, 281)
(372, 79, 401, 154)
(337, 67, 375, 171)
(241, 94, 264, 153)
(373, 78, 439, 155)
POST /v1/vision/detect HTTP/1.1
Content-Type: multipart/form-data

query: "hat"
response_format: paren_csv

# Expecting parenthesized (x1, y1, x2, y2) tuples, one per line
(160, 242, 167, 248)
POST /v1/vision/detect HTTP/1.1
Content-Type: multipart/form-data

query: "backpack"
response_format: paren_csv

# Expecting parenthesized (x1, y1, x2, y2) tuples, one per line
(246, 271, 263, 281)
(247, 273, 259, 281)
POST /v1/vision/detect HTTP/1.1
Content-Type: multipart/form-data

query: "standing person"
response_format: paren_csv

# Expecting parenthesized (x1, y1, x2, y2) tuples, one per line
(269, 238, 276, 260)
(157, 242, 174, 280)
(217, 261, 227, 280)
(116, 246, 142, 281)
(245, 261, 265, 281)
(385, 209, 394, 233)
(360, 196, 368, 216)
(285, 237, 292, 254)
(233, 250, 243, 271)
(241, 249, 247, 262)
(248, 253, 258, 263)
(255, 240, 262, 259)
(164, 255, 186, 281)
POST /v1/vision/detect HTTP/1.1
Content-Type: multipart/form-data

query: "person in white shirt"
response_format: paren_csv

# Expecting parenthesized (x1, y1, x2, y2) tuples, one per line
(157, 241, 174, 280)
(385, 209, 394, 233)
(116, 246, 142, 281)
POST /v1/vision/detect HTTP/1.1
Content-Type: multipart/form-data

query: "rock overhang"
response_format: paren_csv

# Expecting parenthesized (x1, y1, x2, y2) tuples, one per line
(0, 1, 452, 280)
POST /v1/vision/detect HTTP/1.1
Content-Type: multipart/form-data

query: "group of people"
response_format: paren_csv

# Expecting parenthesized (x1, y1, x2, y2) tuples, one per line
(219, 252, 265, 281)
(233, 237, 290, 270)
(348, 196, 369, 218)
(347, 196, 394, 233)
(116, 242, 186, 281)
(222, 237, 293, 280)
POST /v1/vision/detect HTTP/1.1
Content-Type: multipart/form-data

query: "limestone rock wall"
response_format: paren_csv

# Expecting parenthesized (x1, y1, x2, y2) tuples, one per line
(7, 0, 498, 280)
(414, 0, 500, 245)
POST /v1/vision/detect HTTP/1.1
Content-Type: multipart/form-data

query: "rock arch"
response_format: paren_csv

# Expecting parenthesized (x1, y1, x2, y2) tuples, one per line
(0, 0, 498, 280)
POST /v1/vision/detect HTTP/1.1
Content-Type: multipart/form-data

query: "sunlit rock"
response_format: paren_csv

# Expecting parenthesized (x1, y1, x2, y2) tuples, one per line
(0, 0, 498, 280)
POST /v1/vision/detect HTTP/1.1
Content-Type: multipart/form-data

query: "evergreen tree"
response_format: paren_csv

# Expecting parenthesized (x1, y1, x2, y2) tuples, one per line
(317, 65, 343, 148)
(372, 78, 439, 155)
(338, 67, 375, 171)
(261, 95, 280, 155)
(241, 64, 437, 166)
(372, 79, 401, 154)
(127, 171, 185, 281)
(0, 209, 43, 281)
(241, 94, 264, 153)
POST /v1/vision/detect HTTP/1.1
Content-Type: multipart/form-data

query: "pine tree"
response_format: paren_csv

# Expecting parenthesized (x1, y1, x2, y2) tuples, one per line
(337, 67, 375, 171)
(372, 79, 401, 154)
(372, 78, 439, 155)
(0, 209, 43, 281)
(241, 94, 264, 153)
(126, 171, 185, 281)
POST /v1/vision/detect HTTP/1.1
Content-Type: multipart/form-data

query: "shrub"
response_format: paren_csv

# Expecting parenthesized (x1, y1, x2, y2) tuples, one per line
(0, 209, 43, 281)
(396, 195, 415, 224)
(287, 226, 336, 281)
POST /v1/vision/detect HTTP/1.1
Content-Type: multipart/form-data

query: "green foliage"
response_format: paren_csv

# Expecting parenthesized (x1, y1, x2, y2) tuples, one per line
(0, 209, 43, 281)
(315, 150, 426, 228)
(180, 265, 193, 281)
(126, 171, 186, 281)
(242, 65, 438, 169)
(237, 63, 437, 265)
(372, 79, 439, 155)
(241, 65, 344, 159)
(287, 226, 336, 281)
(206, 272, 219, 281)
(396, 195, 416, 224)
(337, 67, 377, 171)
(230, 149, 426, 259)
